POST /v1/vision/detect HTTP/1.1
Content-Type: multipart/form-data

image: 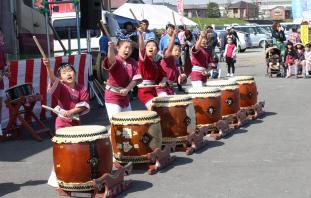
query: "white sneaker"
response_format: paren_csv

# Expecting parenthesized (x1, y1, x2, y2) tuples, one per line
(47, 171, 59, 188)
(230, 73, 234, 77)
(226, 73, 230, 77)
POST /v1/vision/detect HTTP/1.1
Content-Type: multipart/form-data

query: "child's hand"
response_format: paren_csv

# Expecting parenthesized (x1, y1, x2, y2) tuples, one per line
(158, 82, 167, 87)
(63, 109, 75, 118)
(137, 26, 143, 35)
(200, 31, 207, 37)
(108, 41, 115, 49)
(43, 58, 50, 67)
(172, 29, 179, 37)
(202, 70, 208, 76)
(119, 88, 129, 96)
(178, 74, 187, 84)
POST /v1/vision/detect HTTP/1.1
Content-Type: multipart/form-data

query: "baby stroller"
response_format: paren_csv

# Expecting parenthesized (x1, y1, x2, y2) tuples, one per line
(265, 47, 285, 77)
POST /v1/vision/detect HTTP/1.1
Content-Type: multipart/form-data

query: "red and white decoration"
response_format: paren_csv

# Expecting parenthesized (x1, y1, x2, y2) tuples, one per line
(2, 54, 91, 125)
(177, 0, 184, 24)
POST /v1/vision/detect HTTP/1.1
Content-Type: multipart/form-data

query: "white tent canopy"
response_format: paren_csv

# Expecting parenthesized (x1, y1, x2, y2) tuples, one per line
(113, 3, 197, 29)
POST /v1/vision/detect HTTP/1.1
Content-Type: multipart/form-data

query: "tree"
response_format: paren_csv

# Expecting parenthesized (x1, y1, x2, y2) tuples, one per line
(207, 2, 221, 18)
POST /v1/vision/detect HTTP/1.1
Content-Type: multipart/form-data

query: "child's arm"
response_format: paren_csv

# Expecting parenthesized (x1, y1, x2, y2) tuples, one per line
(64, 87, 90, 117)
(194, 31, 206, 51)
(63, 106, 87, 118)
(137, 27, 145, 58)
(106, 41, 116, 67)
(119, 80, 139, 96)
(165, 29, 178, 57)
(43, 58, 56, 83)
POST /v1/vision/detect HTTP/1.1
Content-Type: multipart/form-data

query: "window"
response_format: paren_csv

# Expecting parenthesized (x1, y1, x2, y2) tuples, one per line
(233, 9, 238, 14)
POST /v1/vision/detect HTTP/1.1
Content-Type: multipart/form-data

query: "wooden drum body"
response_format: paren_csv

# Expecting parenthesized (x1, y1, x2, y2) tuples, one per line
(151, 95, 196, 145)
(110, 111, 162, 163)
(206, 80, 240, 117)
(6, 83, 33, 101)
(52, 125, 112, 192)
(187, 87, 222, 126)
(231, 76, 257, 107)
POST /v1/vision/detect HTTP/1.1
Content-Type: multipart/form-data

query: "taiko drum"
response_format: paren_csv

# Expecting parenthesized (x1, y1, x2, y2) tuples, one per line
(186, 87, 222, 125)
(206, 80, 240, 116)
(110, 110, 162, 164)
(151, 95, 196, 146)
(231, 76, 258, 107)
(52, 125, 112, 192)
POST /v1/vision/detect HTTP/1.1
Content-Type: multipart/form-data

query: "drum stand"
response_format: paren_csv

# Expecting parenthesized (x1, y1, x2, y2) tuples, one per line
(242, 101, 265, 120)
(4, 95, 52, 141)
(114, 144, 176, 175)
(56, 163, 133, 198)
(198, 120, 231, 140)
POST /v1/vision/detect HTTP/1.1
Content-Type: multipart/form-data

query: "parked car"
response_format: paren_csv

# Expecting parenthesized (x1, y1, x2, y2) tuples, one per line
(232, 25, 272, 48)
(216, 30, 251, 53)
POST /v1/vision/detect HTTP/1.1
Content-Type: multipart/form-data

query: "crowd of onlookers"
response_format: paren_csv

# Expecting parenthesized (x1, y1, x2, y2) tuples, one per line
(269, 22, 311, 78)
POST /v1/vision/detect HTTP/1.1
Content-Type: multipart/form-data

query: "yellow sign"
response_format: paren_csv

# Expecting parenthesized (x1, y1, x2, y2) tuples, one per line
(301, 24, 309, 45)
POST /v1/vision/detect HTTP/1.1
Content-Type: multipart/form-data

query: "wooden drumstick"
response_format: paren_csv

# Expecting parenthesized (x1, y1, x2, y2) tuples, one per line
(129, 8, 138, 21)
(42, 105, 80, 121)
(32, 36, 47, 59)
(99, 20, 111, 40)
(172, 11, 176, 26)
(195, 11, 202, 30)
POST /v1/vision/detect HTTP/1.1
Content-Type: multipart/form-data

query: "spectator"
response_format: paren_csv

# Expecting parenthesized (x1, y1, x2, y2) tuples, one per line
(206, 26, 218, 53)
(288, 26, 301, 45)
(159, 24, 180, 56)
(272, 22, 286, 56)
(140, 19, 156, 42)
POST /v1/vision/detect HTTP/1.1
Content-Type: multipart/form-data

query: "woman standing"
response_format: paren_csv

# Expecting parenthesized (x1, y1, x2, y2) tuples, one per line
(272, 22, 286, 57)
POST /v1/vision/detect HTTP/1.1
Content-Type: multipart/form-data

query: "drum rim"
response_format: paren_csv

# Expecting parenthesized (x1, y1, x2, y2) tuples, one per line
(152, 96, 192, 104)
(205, 80, 238, 87)
(111, 113, 160, 122)
(5, 83, 33, 92)
(230, 76, 255, 81)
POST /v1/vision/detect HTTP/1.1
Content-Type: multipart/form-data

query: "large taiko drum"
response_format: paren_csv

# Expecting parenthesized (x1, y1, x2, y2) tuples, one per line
(230, 76, 257, 108)
(52, 125, 112, 192)
(110, 110, 162, 164)
(151, 95, 196, 146)
(5, 83, 33, 101)
(186, 87, 222, 126)
(205, 80, 240, 117)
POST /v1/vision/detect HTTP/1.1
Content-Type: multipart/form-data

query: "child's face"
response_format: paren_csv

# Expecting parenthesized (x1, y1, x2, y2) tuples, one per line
(305, 47, 310, 52)
(117, 41, 133, 60)
(172, 45, 181, 60)
(227, 39, 233, 44)
(146, 41, 158, 57)
(59, 66, 75, 85)
(288, 44, 293, 49)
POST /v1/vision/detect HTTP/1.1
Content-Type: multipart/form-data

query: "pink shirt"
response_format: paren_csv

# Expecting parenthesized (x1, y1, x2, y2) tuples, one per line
(48, 78, 90, 130)
(103, 55, 141, 107)
(225, 44, 236, 58)
(191, 46, 212, 81)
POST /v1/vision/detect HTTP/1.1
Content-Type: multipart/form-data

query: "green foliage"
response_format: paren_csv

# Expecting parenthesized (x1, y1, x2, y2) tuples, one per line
(206, 2, 220, 18)
(191, 17, 247, 26)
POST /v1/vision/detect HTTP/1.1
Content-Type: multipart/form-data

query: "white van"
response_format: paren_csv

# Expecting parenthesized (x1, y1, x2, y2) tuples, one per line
(52, 11, 121, 55)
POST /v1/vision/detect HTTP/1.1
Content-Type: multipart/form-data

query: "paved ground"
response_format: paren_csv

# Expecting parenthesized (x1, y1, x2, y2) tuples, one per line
(1, 48, 311, 198)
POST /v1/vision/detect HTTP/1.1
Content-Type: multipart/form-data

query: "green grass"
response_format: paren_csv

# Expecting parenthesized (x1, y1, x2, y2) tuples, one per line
(191, 17, 248, 27)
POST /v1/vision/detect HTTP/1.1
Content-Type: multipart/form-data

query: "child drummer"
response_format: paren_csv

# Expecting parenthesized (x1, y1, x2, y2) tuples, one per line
(103, 32, 142, 120)
(137, 27, 168, 109)
(191, 31, 213, 87)
(160, 28, 187, 95)
(43, 58, 90, 187)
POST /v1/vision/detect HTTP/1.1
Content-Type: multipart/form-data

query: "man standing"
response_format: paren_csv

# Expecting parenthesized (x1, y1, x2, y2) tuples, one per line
(159, 24, 180, 56)
(140, 19, 156, 42)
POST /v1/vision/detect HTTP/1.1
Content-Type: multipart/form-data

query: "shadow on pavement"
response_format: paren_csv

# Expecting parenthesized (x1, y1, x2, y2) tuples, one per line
(158, 156, 193, 174)
(0, 139, 52, 162)
(195, 140, 225, 154)
(0, 180, 46, 197)
(223, 128, 248, 139)
(115, 180, 153, 198)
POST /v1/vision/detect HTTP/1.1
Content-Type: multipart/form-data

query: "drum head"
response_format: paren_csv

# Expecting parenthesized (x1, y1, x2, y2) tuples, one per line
(205, 79, 238, 90)
(229, 76, 255, 84)
(186, 87, 221, 98)
(152, 95, 193, 107)
(111, 110, 160, 125)
(52, 125, 108, 143)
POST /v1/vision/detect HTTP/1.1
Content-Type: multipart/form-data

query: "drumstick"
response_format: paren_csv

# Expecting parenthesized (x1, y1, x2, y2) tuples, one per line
(195, 11, 202, 30)
(99, 20, 111, 40)
(129, 8, 138, 20)
(172, 11, 176, 26)
(32, 36, 47, 59)
(42, 105, 80, 121)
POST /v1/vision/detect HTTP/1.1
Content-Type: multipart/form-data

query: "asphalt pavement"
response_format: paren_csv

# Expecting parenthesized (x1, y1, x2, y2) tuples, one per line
(1, 48, 311, 198)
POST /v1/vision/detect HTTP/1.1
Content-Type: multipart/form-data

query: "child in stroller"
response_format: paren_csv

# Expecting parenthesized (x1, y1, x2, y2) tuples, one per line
(265, 47, 284, 77)
(208, 55, 221, 79)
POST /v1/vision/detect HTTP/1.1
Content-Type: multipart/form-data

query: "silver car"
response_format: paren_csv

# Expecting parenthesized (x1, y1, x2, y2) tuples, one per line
(233, 25, 272, 48)
(216, 30, 251, 53)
